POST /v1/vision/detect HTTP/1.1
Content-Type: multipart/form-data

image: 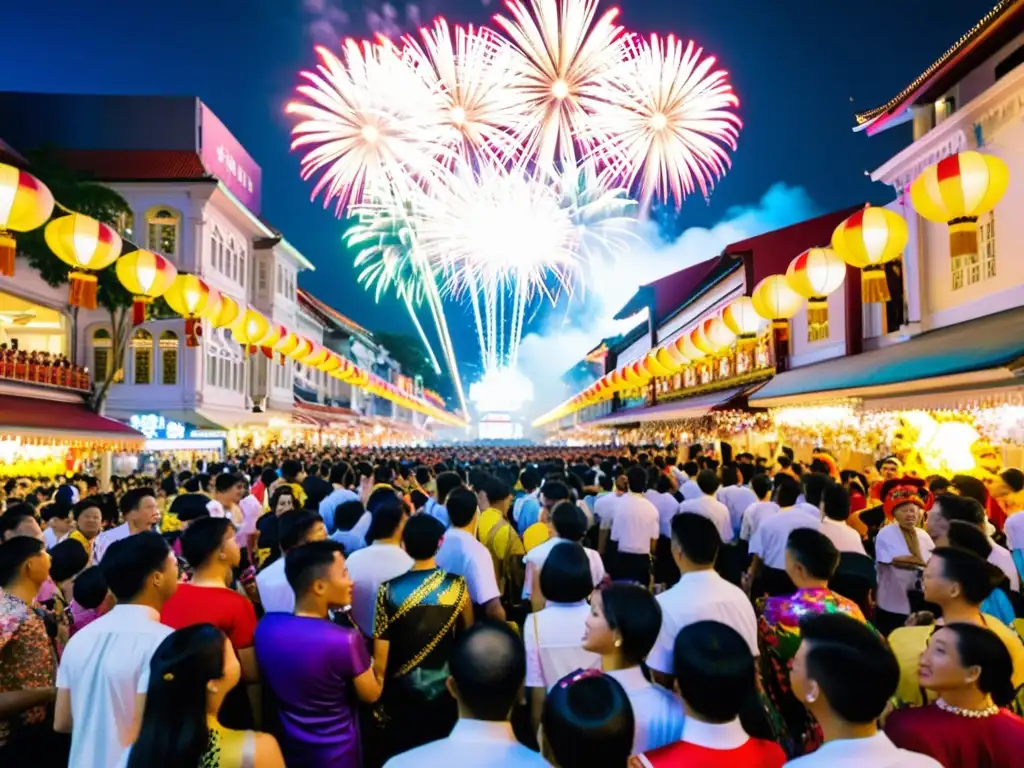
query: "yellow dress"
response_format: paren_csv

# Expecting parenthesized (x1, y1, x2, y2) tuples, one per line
(202, 718, 256, 768)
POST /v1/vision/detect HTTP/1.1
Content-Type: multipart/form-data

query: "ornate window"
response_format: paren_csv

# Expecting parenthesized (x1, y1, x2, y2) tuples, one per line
(115, 210, 135, 239)
(92, 328, 111, 383)
(159, 330, 179, 385)
(132, 329, 153, 385)
(211, 227, 224, 274)
(951, 211, 997, 291)
(146, 208, 179, 260)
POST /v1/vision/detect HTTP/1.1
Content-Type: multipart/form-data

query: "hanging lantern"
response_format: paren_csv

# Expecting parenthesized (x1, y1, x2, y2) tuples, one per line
(831, 206, 909, 303)
(207, 292, 241, 329)
(289, 336, 314, 362)
(115, 249, 178, 325)
(691, 325, 718, 356)
(655, 346, 683, 374)
(44, 213, 123, 309)
(751, 275, 804, 373)
(721, 296, 762, 348)
(642, 351, 672, 378)
(678, 332, 706, 363)
(785, 248, 846, 342)
(702, 316, 736, 352)
(274, 329, 300, 364)
(302, 344, 329, 369)
(910, 150, 1008, 265)
(0, 164, 55, 277)
(319, 352, 343, 374)
(163, 274, 213, 347)
(259, 325, 285, 363)
(232, 308, 272, 356)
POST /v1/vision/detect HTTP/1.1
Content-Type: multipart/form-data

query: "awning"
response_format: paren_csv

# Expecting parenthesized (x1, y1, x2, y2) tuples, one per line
(750, 307, 1024, 408)
(0, 395, 144, 447)
(293, 399, 359, 429)
(590, 385, 755, 426)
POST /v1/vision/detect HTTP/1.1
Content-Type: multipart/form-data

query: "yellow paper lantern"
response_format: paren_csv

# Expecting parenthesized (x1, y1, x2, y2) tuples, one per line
(752, 275, 804, 328)
(678, 332, 706, 362)
(115, 249, 178, 325)
(289, 336, 313, 361)
(302, 344, 329, 369)
(163, 274, 213, 347)
(703, 316, 736, 352)
(831, 206, 908, 303)
(643, 351, 672, 378)
(655, 346, 683, 374)
(232, 308, 272, 355)
(785, 248, 846, 342)
(691, 325, 718, 356)
(44, 213, 123, 309)
(0, 163, 55, 276)
(207, 292, 241, 329)
(721, 296, 762, 347)
(910, 150, 1008, 264)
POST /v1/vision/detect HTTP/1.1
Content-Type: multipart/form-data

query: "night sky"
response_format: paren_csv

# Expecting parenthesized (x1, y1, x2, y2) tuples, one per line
(0, 0, 997, 386)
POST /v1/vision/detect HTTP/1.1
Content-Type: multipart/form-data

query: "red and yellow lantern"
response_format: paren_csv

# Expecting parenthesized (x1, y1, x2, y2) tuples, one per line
(115, 249, 178, 325)
(163, 273, 213, 347)
(289, 336, 313, 362)
(785, 247, 846, 342)
(655, 345, 684, 374)
(910, 150, 1008, 264)
(642, 350, 672, 378)
(274, 329, 300, 364)
(302, 344, 329, 369)
(831, 206, 908, 303)
(751, 275, 804, 372)
(721, 296, 762, 348)
(232, 308, 272, 356)
(702, 316, 736, 353)
(0, 163, 54, 276)
(44, 213, 123, 309)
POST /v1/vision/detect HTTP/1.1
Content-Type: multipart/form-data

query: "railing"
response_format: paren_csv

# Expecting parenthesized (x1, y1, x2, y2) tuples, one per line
(0, 355, 91, 391)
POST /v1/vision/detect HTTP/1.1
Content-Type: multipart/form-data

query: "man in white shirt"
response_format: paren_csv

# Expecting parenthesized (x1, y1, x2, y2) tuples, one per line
(54, 531, 178, 768)
(522, 502, 604, 603)
(644, 475, 680, 540)
(345, 499, 414, 635)
(819, 482, 867, 555)
(595, 474, 628, 546)
(716, 465, 758, 538)
(92, 488, 160, 563)
(610, 468, 660, 586)
(256, 510, 329, 615)
(786, 613, 942, 767)
(41, 504, 73, 549)
(744, 474, 818, 597)
(795, 472, 831, 519)
(424, 471, 464, 530)
(436, 487, 505, 622)
(925, 492, 1020, 591)
(648, 513, 758, 685)
(384, 621, 548, 767)
(678, 470, 733, 543)
(739, 474, 777, 541)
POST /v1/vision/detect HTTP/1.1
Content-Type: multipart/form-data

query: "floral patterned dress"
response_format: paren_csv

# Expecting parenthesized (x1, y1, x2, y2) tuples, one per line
(0, 592, 57, 748)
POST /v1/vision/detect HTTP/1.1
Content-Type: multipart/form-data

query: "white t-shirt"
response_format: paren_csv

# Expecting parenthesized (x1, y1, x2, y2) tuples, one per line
(647, 569, 759, 673)
(644, 490, 681, 539)
(716, 485, 759, 536)
(988, 538, 1019, 592)
(383, 719, 550, 767)
(595, 491, 623, 530)
(345, 542, 415, 635)
(524, 601, 600, 690)
(784, 731, 942, 767)
(255, 558, 294, 614)
(56, 604, 173, 768)
(521, 537, 605, 599)
(680, 480, 702, 501)
(740, 501, 778, 541)
(605, 665, 684, 754)
(874, 523, 934, 615)
(92, 523, 132, 563)
(748, 510, 820, 569)
(678, 495, 734, 543)
(610, 494, 660, 554)
(436, 527, 501, 606)
(819, 518, 867, 555)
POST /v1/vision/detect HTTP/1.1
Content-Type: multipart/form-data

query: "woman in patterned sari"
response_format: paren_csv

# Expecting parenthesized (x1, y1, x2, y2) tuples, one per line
(373, 514, 474, 761)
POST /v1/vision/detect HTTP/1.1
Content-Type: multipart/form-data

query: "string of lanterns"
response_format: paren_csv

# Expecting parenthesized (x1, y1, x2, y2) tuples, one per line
(0, 161, 466, 428)
(534, 149, 1010, 428)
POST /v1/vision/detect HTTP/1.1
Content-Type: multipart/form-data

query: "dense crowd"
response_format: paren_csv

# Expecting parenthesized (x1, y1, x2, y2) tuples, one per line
(2, 441, 1024, 767)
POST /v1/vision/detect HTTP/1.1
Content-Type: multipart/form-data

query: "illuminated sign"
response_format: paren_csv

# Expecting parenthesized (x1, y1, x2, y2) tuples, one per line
(128, 414, 227, 442)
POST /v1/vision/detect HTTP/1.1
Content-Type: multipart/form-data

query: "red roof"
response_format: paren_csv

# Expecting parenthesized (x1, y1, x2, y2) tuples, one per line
(297, 289, 372, 337)
(57, 149, 210, 182)
(0, 395, 144, 443)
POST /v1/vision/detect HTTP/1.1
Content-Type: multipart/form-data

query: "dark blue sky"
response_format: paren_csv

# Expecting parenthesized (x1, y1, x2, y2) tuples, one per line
(0, 0, 996, 380)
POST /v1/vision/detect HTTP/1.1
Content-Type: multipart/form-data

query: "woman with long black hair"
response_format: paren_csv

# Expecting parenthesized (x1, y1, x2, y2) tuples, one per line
(121, 624, 283, 768)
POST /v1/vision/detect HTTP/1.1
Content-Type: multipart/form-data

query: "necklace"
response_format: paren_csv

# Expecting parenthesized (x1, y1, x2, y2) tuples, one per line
(935, 698, 999, 718)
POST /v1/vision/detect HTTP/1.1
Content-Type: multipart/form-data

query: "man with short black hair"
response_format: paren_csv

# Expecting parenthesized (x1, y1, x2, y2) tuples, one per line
(513, 467, 542, 534)
(679, 469, 733, 542)
(424, 470, 462, 529)
(0, 504, 43, 543)
(346, 499, 413, 636)
(303, 460, 334, 510)
(819, 482, 866, 555)
(436, 487, 504, 622)
(383, 620, 547, 767)
(522, 501, 605, 606)
(745, 474, 819, 598)
(476, 476, 526, 610)
(320, 462, 359, 534)
(55, 531, 177, 768)
(927, 492, 1019, 591)
(256, 510, 328, 615)
(92, 487, 159, 563)
(739, 473, 778, 542)
(716, 464, 757, 539)
(608, 467, 659, 585)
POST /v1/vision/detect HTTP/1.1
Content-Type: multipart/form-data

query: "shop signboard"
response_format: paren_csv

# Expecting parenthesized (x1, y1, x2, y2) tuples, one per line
(128, 413, 228, 442)
(198, 103, 262, 215)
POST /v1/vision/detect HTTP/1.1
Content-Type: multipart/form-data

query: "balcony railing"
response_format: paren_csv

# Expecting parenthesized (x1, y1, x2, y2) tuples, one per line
(0, 352, 91, 392)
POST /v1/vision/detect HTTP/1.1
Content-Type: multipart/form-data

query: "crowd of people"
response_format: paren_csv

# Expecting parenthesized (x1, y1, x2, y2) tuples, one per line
(2, 441, 1024, 767)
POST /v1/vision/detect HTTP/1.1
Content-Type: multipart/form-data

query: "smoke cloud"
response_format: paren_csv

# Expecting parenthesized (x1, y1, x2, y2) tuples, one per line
(516, 182, 822, 417)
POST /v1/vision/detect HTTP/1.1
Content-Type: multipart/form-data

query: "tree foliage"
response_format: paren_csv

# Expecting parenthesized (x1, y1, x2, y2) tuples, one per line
(374, 329, 454, 404)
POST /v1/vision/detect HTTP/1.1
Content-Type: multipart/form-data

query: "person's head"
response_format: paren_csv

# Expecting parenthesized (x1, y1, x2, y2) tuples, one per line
(670, 512, 719, 572)
(446, 487, 479, 529)
(126, 624, 241, 768)
(551, 501, 588, 543)
(120, 487, 159, 530)
(695, 469, 720, 496)
(402, 513, 445, 561)
(720, 464, 739, 488)
(583, 583, 661, 666)
(285, 540, 351, 609)
(926, 493, 986, 543)
(918, 623, 1016, 707)
(72, 498, 104, 540)
(260, 467, 278, 488)
(540, 542, 593, 604)
(0, 503, 43, 542)
(893, 500, 922, 529)
(945, 520, 993, 560)
(540, 479, 571, 512)
(373, 464, 393, 486)
(100, 530, 178, 606)
(879, 456, 901, 481)
(673, 621, 756, 723)
(435, 471, 463, 504)
(281, 459, 305, 483)
(49, 538, 89, 584)
(72, 566, 111, 611)
(923, 546, 1003, 608)
(785, 528, 840, 587)
(951, 474, 988, 506)
(334, 500, 366, 533)
(319, 460, 332, 479)
(626, 466, 647, 494)
(279, 510, 328, 552)
(821, 482, 850, 522)
(448, 620, 526, 721)
(269, 486, 296, 517)
(802, 473, 830, 507)
(0, 536, 50, 591)
(477, 475, 512, 514)
(42, 503, 74, 535)
(790, 613, 899, 725)
(542, 671, 634, 768)
(773, 473, 801, 508)
(366, 498, 409, 543)
(213, 473, 245, 505)
(520, 467, 541, 493)
(991, 467, 1024, 500)
(180, 516, 239, 572)
(751, 473, 773, 501)
(329, 462, 354, 488)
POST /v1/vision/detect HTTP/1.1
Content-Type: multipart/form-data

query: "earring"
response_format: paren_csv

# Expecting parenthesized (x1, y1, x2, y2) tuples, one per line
(805, 694, 817, 704)
(614, 639, 622, 648)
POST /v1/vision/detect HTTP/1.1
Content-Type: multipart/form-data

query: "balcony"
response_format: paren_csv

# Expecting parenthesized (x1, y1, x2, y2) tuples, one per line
(0, 350, 91, 392)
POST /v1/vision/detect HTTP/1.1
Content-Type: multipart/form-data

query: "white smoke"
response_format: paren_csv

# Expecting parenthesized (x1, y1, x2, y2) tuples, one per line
(516, 182, 822, 416)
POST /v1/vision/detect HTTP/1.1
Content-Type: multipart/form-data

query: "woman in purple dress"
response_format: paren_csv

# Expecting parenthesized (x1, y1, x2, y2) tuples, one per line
(255, 541, 382, 768)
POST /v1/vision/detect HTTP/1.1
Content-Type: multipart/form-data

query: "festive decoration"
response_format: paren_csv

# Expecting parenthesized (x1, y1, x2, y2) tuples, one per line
(831, 206, 908, 303)
(44, 213, 123, 309)
(232, 308, 272, 356)
(678, 331, 707, 362)
(0, 163, 54, 277)
(702, 316, 736, 353)
(751, 274, 803, 372)
(910, 151, 1008, 264)
(721, 296, 762, 347)
(163, 274, 213, 347)
(206, 292, 241, 330)
(785, 247, 846, 342)
(272, 328, 300, 364)
(114, 249, 178, 325)
(289, 336, 313, 362)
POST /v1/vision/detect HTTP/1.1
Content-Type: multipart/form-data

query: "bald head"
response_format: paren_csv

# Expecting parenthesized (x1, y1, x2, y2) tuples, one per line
(449, 620, 525, 721)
